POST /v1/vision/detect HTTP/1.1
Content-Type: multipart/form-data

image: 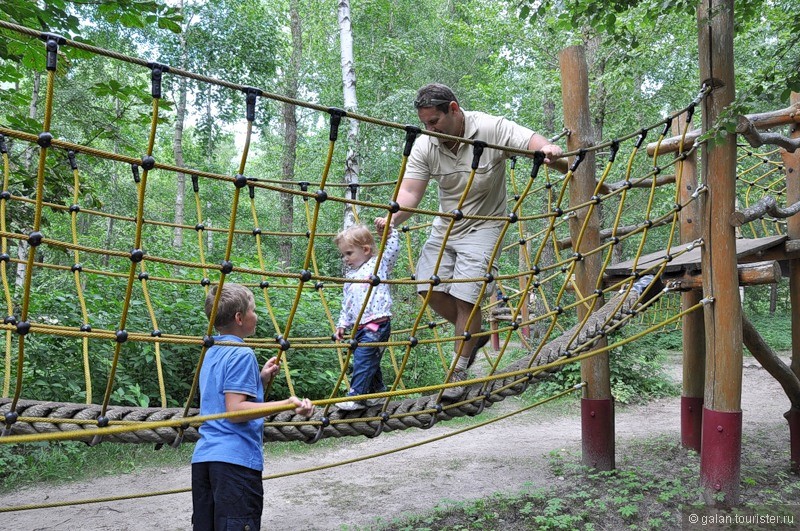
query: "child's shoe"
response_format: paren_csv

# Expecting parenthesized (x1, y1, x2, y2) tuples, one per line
(337, 400, 367, 411)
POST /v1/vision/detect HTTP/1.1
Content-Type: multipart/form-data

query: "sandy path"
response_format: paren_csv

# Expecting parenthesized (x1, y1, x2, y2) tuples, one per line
(0, 356, 792, 530)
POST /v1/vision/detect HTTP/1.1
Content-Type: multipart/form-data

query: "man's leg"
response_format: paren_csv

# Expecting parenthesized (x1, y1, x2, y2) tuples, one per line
(428, 291, 482, 359)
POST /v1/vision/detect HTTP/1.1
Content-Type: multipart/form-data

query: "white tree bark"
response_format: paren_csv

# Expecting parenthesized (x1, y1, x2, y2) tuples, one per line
(338, 0, 360, 229)
(172, 0, 188, 248)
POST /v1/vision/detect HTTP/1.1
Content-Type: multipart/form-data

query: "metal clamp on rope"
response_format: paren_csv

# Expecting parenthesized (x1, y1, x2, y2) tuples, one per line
(40, 32, 66, 71)
(471, 140, 487, 170)
(403, 126, 420, 156)
(148, 63, 170, 99)
(327, 107, 346, 142)
(244, 87, 262, 122)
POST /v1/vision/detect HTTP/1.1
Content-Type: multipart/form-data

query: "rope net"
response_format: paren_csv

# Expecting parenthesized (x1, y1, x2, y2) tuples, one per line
(0, 20, 750, 446)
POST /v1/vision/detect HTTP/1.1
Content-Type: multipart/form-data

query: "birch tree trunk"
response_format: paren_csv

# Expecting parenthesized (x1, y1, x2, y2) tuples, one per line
(16, 71, 41, 290)
(338, 0, 359, 229)
(279, 0, 302, 269)
(172, 0, 188, 249)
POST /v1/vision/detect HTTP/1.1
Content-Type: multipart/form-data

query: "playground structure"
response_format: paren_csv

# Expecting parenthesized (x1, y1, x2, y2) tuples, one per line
(0, 0, 799, 512)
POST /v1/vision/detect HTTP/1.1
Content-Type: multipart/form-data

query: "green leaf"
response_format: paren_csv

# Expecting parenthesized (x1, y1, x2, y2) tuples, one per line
(158, 18, 182, 34)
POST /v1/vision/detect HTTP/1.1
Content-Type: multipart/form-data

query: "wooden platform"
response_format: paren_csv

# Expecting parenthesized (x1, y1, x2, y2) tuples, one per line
(604, 235, 788, 277)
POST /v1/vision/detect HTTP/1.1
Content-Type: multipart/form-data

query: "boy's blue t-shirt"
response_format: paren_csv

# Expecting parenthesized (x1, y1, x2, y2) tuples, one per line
(191, 334, 265, 471)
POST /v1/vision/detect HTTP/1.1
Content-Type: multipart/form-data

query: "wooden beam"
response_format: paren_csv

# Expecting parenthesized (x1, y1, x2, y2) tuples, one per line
(669, 260, 781, 290)
(646, 102, 800, 156)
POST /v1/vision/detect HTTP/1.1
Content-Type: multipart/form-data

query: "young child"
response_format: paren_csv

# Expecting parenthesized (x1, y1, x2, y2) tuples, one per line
(333, 220, 400, 410)
(191, 282, 314, 531)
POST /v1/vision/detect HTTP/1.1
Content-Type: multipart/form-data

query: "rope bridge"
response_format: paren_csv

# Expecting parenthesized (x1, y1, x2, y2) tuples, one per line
(0, 20, 714, 446)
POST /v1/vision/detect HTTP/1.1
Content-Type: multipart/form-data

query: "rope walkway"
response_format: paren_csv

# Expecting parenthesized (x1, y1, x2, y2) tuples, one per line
(0, 21, 769, 450)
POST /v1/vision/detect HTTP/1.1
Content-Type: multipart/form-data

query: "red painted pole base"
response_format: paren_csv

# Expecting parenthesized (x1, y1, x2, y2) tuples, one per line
(581, 398, 615, 470)
(785, 407, 800, 474)
(681, 396, 703, 451)
(700, 408, 742, 506)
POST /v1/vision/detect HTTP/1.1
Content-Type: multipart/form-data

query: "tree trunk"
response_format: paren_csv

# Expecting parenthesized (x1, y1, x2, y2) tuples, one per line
(279, 0, 302, 269)
(172, 3, 188, 249)
(338, 0, 360, 229)
(16, 71, 41, 290)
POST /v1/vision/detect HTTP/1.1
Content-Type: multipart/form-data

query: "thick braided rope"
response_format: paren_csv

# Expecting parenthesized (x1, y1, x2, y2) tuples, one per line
(0, 289, 638, 443)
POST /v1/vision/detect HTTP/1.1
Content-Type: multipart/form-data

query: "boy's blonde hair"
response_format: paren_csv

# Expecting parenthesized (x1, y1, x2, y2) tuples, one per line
(205, 283, 254, 329)
(333, 224, 375, 253)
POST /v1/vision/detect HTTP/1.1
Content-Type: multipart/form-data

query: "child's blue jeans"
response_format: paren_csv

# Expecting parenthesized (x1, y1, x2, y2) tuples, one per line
(348, 319, 390, 397)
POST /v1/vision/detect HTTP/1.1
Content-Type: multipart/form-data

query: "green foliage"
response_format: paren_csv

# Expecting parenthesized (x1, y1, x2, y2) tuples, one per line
(530, 323, 680, 405)
(745, 311, 793, 354)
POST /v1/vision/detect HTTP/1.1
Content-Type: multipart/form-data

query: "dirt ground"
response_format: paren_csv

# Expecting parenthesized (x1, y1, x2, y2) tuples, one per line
(0, 354, 794, 531)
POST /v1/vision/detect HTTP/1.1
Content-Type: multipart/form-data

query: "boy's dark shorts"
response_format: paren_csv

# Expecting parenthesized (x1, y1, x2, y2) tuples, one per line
(192, 461, 263, 530)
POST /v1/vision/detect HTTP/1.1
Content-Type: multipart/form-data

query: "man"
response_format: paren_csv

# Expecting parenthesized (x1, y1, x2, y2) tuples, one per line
(376, 83, 563, 400)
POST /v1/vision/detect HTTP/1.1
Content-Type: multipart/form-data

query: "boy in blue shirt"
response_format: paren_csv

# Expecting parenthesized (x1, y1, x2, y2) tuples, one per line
(192, 282, 314, 530)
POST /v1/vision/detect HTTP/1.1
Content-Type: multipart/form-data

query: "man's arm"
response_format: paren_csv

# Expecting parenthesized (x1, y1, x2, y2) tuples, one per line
(528, 133, 568, 174)
(375, 178, 428, 230)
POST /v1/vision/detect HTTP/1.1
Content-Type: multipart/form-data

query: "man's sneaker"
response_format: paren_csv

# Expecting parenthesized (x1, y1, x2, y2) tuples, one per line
(442, 368, 470, 401)
(365, 397, 385, 407)
(337, 400, 366, 411)
(467, 333, 491, 368)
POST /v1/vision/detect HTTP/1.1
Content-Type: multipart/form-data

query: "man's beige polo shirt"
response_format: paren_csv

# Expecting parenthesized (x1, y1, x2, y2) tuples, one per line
(404, 109, 534, 238)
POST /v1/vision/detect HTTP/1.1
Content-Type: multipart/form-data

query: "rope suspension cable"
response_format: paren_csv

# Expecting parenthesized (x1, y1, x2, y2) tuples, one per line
(0, 21, 728, 449)
(66, 151, 94, 404)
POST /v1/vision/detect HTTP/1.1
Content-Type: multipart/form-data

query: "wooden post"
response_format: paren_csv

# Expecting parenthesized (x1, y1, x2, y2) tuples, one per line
(674, 115, 705, 452)
(697, 0, 743, 506)
(559, 45, 614, 471)
(780, 91, 800, 473)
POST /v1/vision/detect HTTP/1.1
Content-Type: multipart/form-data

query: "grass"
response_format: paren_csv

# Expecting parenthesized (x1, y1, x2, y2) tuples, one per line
(358, 432, 800, 530)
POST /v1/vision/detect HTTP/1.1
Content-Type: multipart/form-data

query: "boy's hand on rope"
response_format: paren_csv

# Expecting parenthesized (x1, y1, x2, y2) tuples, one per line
(260, 356, 280, 384)
(334, 327, 346, 341)
(288, 396, 315, 417)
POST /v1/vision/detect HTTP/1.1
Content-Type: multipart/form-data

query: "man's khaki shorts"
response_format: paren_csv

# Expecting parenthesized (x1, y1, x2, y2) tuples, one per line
(415, 225, 500, 305)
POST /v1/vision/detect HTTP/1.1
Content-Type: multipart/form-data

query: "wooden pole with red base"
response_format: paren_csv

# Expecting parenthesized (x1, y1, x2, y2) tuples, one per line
(697, 0, 743, 506)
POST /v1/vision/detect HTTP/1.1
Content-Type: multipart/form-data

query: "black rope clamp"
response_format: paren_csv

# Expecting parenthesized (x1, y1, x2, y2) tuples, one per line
(661, 117, 673, 137)
(0, 134, 6, 154)
(471, 140, 487, 170)
(530, 151, 544, 180)
(67, 150, 77, 170)
(244, 87, 262, 122)
(608, 140, 620, 162)
(299, 181, 309, 201)
(248, 184, 256, 199)
(148, 63, 170, 99)
(191, 174, 200, 193)
(403, 126, 420, 156)
(634, 128, 648, 149)
(328, 108, 346, 142)
(347, 183, 359, 200)
(686, 103, 697, 124)
(131, 164, 141, 184)
(569, 149, 586, 172)
(3, 410, 19, 431)
(40, 33, 66, 72)
(510, 156, 517, 169)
